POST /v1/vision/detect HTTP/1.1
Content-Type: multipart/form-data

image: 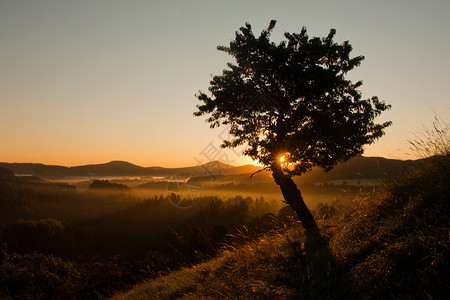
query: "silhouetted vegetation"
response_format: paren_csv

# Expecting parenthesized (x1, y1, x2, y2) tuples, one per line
(1, 119, 447, 298)
(0, 252, 83, 299)
(89, 179, 129, 190)
(194, 22, 391, 266)
(114, 153, 449, 299)
(0, 153, 447, 298)
(0, 175, 140, 225)
(0, 171, 291, 298)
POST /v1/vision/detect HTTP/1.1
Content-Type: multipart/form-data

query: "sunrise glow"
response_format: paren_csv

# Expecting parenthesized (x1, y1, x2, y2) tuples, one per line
(0, 3, 448, 298)
(0, 1, 448, 167)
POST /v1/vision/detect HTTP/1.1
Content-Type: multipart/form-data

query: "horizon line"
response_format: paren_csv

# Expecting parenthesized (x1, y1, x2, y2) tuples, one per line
(0, 155, 421, 169)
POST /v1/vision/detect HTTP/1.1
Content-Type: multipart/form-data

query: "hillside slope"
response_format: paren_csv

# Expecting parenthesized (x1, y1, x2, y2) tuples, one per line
(112, 155, 449, 299)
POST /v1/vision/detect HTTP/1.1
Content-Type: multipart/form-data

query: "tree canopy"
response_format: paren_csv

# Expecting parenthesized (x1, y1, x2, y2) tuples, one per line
(195, 20, 391, 176)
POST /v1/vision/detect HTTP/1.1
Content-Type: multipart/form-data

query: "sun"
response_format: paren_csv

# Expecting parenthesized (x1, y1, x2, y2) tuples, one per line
(279, 155, 285, 163)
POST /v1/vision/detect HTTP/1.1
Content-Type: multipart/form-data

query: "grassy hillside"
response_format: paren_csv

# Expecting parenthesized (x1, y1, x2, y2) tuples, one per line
(112, 154, 449, 299)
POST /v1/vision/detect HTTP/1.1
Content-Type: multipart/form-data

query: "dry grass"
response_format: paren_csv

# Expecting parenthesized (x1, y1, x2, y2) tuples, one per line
(112, 124, 449, 299)
(408, 117, 449, 158)
(325, 153, 449, 299)
(111, 226, 306, 299)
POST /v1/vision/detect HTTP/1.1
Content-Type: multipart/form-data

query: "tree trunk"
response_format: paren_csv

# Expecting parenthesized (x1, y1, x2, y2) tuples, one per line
(272, 163, 333, 273)
(271, 163, 318, 231)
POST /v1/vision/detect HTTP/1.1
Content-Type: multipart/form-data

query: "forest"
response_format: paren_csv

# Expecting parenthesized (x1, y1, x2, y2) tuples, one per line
(0, 165, 375, 299)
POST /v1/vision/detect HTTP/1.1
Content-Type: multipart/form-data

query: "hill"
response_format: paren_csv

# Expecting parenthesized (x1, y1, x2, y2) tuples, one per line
(112, 154, 449, 299)
(0, 160, 257, 178)
(299, 156, 426, 182)
(0, 156, 425, 182)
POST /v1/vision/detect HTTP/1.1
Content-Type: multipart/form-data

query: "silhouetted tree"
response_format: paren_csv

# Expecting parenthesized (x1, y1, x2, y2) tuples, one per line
(195, 20, 391, 234)
(89, 179, 128, 190)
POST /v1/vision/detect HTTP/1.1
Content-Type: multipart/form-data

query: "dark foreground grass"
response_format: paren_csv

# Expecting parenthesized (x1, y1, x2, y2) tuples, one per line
(329, 154, 449, 299)
(112, 154, 449, 299)
(111, 225, 307, 299)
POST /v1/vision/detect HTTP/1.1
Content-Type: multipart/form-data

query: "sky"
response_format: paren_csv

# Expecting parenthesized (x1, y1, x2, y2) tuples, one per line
(1, 0, 449, 167)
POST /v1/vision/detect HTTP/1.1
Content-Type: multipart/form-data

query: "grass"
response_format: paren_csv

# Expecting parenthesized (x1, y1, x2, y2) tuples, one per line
(111, 226, 305, 299)
(112, 141, 449, 299)
(324, 155, 449, 298)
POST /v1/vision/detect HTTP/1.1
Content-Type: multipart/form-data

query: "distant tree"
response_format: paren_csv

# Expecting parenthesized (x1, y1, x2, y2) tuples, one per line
(195, 20, 391, 235)
(89, 179, 128, 190)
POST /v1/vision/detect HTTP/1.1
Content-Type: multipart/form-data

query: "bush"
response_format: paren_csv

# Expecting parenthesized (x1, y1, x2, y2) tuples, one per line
(0, 252, 83, 299)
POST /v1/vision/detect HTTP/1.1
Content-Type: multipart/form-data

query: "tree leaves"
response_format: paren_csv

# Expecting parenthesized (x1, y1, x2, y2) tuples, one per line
(195, 21, 391, 176)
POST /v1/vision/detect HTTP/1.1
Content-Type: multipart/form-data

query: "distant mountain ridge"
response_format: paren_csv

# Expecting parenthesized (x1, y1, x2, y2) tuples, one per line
(0, 160, 259, 178)
(0, 156, 426, 181)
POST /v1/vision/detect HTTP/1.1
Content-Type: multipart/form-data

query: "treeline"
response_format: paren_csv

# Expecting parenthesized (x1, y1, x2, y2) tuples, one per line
(0, 172, 140, 225)
(1, 195, 282, 263)
(0, 196, 288, 299)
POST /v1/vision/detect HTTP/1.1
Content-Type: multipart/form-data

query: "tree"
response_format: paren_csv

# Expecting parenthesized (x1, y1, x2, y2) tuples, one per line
(195, 20, 391, 234)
